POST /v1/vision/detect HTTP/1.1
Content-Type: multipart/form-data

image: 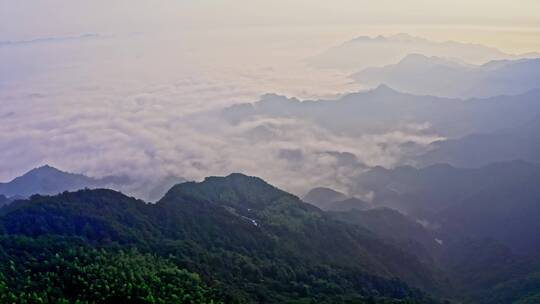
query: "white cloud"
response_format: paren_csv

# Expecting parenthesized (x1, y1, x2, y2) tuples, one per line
(0, 31, 450, 198)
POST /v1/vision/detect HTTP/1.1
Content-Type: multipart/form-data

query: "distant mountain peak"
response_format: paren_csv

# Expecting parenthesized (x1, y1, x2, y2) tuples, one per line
(0, 165, 99, 198)
(388, 53, 467, 70)
(33, 164, 58, 171)
(202, 172, 269, 186)
(304, 187, 372, 212)
(349, 33, 423, 44)
(399, 53, 440, 64)
(400, 53, 429, 60)
(372, 84, 399, 94)
(387, 33, 424, 42)
(16, 165, 81, 179)
(352, 54, 540, 98)
(313, 32, 520, 72)
(304, 187, 347, 203)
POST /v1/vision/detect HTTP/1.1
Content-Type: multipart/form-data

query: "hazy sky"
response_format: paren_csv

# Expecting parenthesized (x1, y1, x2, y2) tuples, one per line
(2, 1, 539, 52)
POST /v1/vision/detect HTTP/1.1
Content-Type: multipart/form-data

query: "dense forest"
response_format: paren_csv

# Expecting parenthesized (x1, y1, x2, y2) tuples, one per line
(2, 172, 540, 303)
(0, 174, 443, 303)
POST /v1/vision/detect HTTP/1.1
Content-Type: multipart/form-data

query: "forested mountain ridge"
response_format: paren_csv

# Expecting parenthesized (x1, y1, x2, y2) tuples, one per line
(156, 174, 444, 294)
(4, 170, 540, 303)
(0, 173, 442, 303)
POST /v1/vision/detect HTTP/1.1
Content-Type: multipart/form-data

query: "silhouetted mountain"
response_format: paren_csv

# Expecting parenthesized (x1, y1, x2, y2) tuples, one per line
(0, 165, 185, 203)
(224, 86, 540, 138)
(310, 33, 537, 71)
(0, 173, 442, 303)
(303, 187, 371, 211)
(0, 165, 116, 198)
(352, 56, 540, 98)
(303, 186, 346, 205)
(355, 160, 540, 254)
(416, 116, 540, 167)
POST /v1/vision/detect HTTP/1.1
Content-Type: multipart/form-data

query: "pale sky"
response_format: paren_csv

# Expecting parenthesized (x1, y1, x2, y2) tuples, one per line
(2, 1, 539, 46)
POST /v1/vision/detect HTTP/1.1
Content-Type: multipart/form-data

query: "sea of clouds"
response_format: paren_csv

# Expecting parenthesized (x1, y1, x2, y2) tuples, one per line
(0, 31, 448, 196)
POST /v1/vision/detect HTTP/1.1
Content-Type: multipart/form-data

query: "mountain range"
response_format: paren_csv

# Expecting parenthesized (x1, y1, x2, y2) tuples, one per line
(224, 85, 540, 139)
(416, 116, 540, 167)
(0, 165, 125, 198)
(3, 34, 540, 301)
(0, 173, 443, 303)
(4, 15, 540, 303)
(0, 165, 185, 202)
(354, 160, 540, 255)
(310, 33, 539, 72)
(3, 169, 540, 302)
(351, 55, 540, 98)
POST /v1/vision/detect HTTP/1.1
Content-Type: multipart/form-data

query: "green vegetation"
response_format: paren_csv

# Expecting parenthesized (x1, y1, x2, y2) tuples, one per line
(0, 236, 219, 303)
(0, 174, 442, 303)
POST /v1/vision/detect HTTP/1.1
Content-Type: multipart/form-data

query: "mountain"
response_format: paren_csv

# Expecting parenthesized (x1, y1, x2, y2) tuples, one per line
(329, 205, 540, 303)
(0, 173, 442, 303)
(416, 116, 540, 167)
(157, 174, 442, 293)
(475, 269, 540, 304)
(303, 187, 371, 211)
(329, 197, 372, 212)
(330, 208, 441, 256)
(0, 165, 185, 203)
(0, 195, 7, 207)
(437, 237, 540, 303)
(327, 194, 540, 303)
(4, 171, 540, 302)
(437, 170, 540, 254)
(304, 187, 347, 204)
(0, 165, 121, 198)
(224, 86, 540, 139)
(354, 160, 540, 254)
(310, 33, 537, 72)
(0, 189, 218, 303)
(352, 55, 540, 98)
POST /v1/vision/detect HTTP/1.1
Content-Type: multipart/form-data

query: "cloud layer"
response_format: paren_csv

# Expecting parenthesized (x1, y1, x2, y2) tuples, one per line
(3, 30, 537, 197)
(0, 31, 447, 196)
